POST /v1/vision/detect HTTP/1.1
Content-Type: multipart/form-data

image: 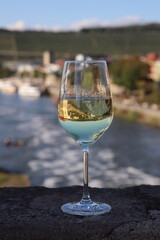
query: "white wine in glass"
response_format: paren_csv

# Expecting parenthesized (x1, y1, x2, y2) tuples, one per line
(58, 60, 113, 216)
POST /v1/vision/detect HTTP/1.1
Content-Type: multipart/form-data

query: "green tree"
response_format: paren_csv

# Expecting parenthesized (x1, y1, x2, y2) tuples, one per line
(0, 66, 15, 78)
(109, 56, 149, 90)
(33, 70, 46, 80)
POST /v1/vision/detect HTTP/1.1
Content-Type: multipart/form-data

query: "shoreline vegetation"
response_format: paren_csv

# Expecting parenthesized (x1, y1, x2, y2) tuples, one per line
(0, 24, 160, 56)
(109, 55, 160, 128)
(0, 168, 30, 187)
(114, 103, 160, 128)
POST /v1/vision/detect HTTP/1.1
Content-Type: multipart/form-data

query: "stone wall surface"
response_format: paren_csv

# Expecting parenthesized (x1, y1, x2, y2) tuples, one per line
(0, 185, 159, 240)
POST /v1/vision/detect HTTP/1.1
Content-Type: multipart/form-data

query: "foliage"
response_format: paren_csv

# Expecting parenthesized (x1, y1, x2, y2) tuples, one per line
(109, 56, 149, 90)
(70, 70, 93, 89)
(1, 24, 160, 55)
(19, 71, 30, 78)
(34, 70, 46, 79)
(82, 71, 93, 89)
(0, 66, 15, 78)
(144, 88, 160, 104)
(0, 169, 29, 187)
(115, 109, 139, 122)
(125, 111, 139, 122)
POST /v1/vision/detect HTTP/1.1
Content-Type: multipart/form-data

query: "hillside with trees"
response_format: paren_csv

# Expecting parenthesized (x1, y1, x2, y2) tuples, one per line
(0, 24, 160, 56)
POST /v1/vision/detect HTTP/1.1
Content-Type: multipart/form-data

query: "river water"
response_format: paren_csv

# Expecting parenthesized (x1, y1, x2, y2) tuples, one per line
(0, 93, 160, 188)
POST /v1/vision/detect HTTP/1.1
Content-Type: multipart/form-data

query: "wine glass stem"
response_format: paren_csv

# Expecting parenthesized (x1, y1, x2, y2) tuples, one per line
(81, 146, 91, 203)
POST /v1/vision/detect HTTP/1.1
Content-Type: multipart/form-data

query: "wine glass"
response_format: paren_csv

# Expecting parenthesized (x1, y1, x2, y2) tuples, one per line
(58, 60, 113, 216)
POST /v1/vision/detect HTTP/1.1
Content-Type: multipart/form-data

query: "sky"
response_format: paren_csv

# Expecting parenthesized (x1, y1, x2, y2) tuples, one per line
(0, 0, 160, 31)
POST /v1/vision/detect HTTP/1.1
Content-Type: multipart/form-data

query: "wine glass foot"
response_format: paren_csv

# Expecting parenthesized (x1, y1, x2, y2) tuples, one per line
(61, 200, 111, 216)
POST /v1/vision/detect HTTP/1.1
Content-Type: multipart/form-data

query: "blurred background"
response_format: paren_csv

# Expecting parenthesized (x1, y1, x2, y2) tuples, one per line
(0, 0, 160, 188)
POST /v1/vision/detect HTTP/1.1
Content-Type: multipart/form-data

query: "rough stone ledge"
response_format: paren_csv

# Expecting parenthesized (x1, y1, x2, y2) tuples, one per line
(0, 185, 160, 240)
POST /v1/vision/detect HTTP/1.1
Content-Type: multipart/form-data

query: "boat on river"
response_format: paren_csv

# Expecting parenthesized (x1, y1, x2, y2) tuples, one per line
(18, 84, 41, 98)
(0, 81, 17, 94)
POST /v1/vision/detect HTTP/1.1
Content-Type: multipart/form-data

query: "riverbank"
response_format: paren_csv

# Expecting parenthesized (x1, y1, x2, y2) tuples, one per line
(0, 168, 30, 187)
(114, 100, 160, 128)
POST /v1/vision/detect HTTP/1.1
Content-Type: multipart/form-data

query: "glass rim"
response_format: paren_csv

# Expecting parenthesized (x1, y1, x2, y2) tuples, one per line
(64, 60, 107, 64)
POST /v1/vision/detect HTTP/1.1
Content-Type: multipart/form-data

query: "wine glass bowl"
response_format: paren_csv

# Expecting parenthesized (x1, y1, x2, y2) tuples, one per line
(58, 60, 113, 216)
